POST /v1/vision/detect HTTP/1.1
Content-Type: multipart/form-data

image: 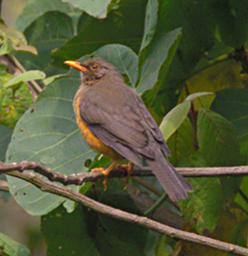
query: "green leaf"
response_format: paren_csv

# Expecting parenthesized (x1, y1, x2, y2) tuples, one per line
(52, 0, 147, 66)
(0, 232, 30, 256)
(63, 0, 112, 19)
(167, 118, 194, 166)
(197, 109, 241, 166)
(137, 28, 182, 94)
(140, 0, 158, 52)
(42, 191, 147, 256)
(94, 44, 138, 86)
(16, 11, 74, 75)
(15, 0, 73, 31)
(160, 101, 190, 141)
(180, 178, 223, 233)
(212, 88, 248, 138)
(0, 125, 12, 161)
(6, 77, 96, 215)
(42, 206, 99, 256)
(207, 0, 248, 47)
(0, 36, 13, 56)
(160, 92, 213, 141)
(4, 70, 46, 88)
(185, 92, 214, 102)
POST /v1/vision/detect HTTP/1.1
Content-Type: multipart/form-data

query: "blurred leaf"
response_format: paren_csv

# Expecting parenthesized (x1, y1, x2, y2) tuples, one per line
(167, 118, 194, 166)
(17, 11, 74, 75)
(0, 232, 30, 256)
(52, 0, 147, 66)
(4, 70, 45, 88)
(6, 77, 96, 215)
(95, 190, 147, 256)
(197, 109, 241, 166)
(160, 101, 190, 141)
(42, 191, 147, 256)
(0, 125, 12, 161)
(140, 0, 158, 52)
(180, 178, 223, 233)
(0, 36, 13, 55)
(185, 92, 214, 101)
(42, 206, 99, 256)
(94, 44, 138, 86)
(160, 92, 213, 141)
(156, 0, 215, 94)
(43, 74, 67, 86)
(138, 28, 182, 94)
(63, 0, 112, 19)
(181, 60, 243, 109)
(0, 71, 32, 127)
(155, 236, 171, 256)
(212, 88, 248, 138)
(0, 21, 37, 54)
(208, 0, 248, 47)
(15, 0, 73, 31)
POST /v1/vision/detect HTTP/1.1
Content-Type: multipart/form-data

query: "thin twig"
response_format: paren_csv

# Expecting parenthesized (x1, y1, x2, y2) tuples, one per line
(1, 161, 248, 187)
(144, 192, 167, 216)
(5, 170, 248, 256)
(8, 56, 43, 95)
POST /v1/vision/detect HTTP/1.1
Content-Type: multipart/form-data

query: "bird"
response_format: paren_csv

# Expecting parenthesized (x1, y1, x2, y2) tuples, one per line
(64, 58, 192, 202)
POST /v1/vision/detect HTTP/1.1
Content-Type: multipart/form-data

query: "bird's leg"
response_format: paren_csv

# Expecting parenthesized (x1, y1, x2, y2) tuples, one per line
(119, 162, 134, 188)
(91, 162, 118, 190)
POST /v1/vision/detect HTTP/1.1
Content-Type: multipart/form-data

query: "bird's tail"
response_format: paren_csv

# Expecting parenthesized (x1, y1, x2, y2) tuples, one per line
(148, 153, 192, 202)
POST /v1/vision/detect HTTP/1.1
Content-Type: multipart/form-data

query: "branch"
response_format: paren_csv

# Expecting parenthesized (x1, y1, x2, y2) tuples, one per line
(1, 161, 248, 187)
(0, 180, 9, 192)
(5, 170, 248, 256)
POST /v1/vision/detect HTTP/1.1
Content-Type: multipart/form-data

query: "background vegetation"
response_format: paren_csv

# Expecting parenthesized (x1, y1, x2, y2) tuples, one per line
(1, 0, 248, 255)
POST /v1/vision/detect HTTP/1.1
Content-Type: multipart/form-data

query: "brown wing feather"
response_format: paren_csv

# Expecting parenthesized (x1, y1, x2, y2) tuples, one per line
(78, 81, 191, 201)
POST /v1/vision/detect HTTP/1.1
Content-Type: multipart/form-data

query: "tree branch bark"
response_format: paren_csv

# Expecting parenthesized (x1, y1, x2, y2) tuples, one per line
(0, 180, 9, 192)
(3, 170, 248, 256)
(1, 161, 248, 187)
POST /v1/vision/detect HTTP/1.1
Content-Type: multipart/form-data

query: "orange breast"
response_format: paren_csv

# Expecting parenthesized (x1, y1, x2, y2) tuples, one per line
(75, 98, 120, 160)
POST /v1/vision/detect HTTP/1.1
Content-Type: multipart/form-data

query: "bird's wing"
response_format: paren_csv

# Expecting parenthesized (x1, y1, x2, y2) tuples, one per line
(79, 93, 169, 166)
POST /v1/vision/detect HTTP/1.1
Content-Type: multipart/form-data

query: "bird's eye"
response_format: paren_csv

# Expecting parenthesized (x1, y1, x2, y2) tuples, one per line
(91, 64, 98, 70)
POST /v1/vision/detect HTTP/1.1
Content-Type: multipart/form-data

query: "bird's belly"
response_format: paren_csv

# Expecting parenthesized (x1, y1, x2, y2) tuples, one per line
(75, 100, 120, 160)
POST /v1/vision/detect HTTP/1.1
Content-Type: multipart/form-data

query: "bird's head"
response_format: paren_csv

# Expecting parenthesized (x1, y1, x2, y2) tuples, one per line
(64, 58, 118, 86)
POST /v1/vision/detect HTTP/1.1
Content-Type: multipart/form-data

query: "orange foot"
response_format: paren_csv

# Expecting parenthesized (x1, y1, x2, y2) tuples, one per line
(120, 162, 134, 189)
(91, 162, 117, 190)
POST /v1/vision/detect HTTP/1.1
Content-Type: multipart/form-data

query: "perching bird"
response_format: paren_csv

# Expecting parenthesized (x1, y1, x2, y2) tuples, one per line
(64, 59, 191, 202)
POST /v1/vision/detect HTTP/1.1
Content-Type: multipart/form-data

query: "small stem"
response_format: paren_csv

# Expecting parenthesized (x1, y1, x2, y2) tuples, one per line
(145, 193, 167, 216)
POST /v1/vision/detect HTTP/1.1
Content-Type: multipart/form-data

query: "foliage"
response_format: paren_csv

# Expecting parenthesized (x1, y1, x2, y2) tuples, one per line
(1, 0, 248, 255)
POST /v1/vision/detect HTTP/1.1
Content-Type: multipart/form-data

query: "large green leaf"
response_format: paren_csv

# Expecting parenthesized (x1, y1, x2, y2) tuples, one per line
(137, 28, 182, 94)
(207, 0, 248, 47)
(94, 44, 138, 86)
(167, 118, 194, 166)
(16, 11, 74, 75)
(0, 232, 30, 256)
(160, 92, 213, 141)
(52, 0, 147, 66)
(180, 178, 223, 233)
(15, 0, 74, 31)
(6, 77, 96, 215)
(197, 109, 241, 166)
(0, 125, 12, 161)
(42, 206, 99, 256)
(160, 101, 190, 141)
(212, 88, 248, 138)
(42, 191, 147, 256)
(140, 0, 158, 52)
(63, 0, 112, 19)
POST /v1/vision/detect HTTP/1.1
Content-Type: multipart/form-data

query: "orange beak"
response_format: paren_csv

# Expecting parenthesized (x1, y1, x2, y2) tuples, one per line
(64, 60, 88, 72)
